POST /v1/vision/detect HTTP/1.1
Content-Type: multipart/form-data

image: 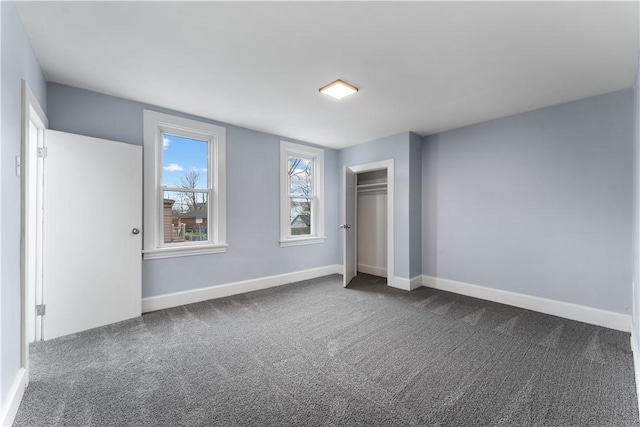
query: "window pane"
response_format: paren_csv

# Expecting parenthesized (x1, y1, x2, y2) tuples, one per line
(290, 197, 311, 236)
(288, 157, 312, 196)
(163, 190, 209, 243)
(162, 134, 209, 189)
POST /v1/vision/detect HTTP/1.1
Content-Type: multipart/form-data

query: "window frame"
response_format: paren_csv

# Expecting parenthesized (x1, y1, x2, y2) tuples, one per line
(280, 141, 325, 247)
(143, 110, 227, 259)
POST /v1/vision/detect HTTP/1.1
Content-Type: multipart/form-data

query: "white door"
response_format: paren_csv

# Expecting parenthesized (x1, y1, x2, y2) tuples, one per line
(43, 130, 142, 340)
(343, 166, 357, 287)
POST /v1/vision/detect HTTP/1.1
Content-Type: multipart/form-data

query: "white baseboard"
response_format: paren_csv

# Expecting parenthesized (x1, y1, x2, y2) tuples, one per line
(142, 264, 342, 313)
(631, 333, 640, 419)
(421, 275, 631, 332)
(389, 278, 409, 291)
(1, 368, 26, 427)
(389, 275, 423, 291)
(357, 264, 387, 278)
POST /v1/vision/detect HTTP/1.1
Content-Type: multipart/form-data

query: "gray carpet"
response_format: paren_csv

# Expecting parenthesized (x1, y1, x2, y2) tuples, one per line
(15, 273, 640, 426)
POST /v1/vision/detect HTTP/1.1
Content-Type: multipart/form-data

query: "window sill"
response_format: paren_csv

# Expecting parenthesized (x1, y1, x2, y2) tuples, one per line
(279, 236, 326, 247)
(143, 243, 228, 260)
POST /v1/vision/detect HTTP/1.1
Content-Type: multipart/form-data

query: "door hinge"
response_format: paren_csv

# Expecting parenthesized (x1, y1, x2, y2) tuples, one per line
(36, 304, 46, 316)
(37, 147, 47, 158)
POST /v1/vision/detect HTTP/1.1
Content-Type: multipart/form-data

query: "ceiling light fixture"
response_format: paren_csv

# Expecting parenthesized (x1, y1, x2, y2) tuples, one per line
(319, 79, 358, 100)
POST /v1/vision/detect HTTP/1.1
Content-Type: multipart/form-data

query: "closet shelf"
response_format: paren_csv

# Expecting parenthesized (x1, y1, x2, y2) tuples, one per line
(356, 182, 387, 189)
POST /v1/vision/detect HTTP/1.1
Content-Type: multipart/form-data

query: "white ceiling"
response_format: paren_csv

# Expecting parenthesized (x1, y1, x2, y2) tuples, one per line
(16, 1, 640, 149)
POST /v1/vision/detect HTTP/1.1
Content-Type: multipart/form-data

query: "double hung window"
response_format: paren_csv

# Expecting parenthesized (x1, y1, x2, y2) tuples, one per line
(143, 110, 226, 259)
(280, 141, 325, 247)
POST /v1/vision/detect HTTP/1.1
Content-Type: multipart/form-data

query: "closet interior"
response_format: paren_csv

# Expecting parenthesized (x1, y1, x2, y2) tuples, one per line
(356, 169, 388, 280)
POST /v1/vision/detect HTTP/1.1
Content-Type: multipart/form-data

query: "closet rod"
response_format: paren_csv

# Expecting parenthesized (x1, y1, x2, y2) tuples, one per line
(357, 182, 387, 189)
(358, 188, 387, 194)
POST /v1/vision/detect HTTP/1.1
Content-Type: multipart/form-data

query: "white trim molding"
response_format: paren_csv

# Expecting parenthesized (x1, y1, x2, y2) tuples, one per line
(357, 264, 387, 278)
(1, 368, 26, 427)
(279, 237, 325, 247)
(389, 275, 423, 292)
(20, 80, 48, 381)
(142, 265, 342, 313)
(421, 275, 631, 332)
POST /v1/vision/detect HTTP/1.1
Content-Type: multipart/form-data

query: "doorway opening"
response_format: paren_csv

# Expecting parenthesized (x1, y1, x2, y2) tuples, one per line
(342, 159, 394, 288)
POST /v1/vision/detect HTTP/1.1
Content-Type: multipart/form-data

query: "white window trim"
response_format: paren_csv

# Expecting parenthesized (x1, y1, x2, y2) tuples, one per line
(143, 110, 227, 260)
(280, 141, 325, 247)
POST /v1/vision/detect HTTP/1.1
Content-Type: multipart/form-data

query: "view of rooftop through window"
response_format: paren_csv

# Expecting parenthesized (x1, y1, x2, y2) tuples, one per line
(288, 156, 312, 236)
(162, 134, 210, 243)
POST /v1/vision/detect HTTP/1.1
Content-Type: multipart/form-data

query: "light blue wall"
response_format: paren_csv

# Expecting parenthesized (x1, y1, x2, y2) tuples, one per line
(422, 90, 634, 314)
(422, 129, 438, 278)
(47, 83, 340, 298)
(1, 0, 47, 407)
(338, 132, 414, 279)
(409, 133, 422, 279)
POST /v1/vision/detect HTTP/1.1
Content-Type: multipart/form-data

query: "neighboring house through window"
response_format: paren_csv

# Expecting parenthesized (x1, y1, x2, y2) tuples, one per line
(280, 141, 325, 247)
(143, 110, 227, 259)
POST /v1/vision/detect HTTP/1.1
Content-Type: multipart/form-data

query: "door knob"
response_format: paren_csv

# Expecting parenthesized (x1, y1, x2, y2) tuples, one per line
(339, 224, 352, 229)
(132, 228, 141, 235)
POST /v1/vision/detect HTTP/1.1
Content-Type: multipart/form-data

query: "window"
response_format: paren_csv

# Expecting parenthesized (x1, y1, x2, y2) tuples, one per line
(143, 110, 226, 259)
(280, 141, 325, 247)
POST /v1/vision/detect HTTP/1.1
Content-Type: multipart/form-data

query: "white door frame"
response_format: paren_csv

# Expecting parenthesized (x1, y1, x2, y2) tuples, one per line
(21, 80, 48, 382)
(345, 159, 394, 287)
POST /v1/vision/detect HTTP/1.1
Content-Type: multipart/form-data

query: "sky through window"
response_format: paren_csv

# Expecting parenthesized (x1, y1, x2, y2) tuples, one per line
(162, 134, 208, 188)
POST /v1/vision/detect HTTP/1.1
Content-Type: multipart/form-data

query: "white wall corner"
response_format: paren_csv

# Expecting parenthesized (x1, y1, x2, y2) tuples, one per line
(142, 264, 342, 313)
(422, 275, 631, 332)
(409, 275, 423, 290)
(1, 368, 26, 427)
(422, 275, 436, 288)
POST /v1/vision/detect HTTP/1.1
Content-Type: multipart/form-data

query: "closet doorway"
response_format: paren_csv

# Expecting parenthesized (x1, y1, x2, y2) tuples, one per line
(342, 159, 394, 288)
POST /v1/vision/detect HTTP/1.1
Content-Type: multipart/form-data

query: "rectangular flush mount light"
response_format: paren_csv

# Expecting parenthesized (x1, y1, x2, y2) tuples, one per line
(319, 79, 358, 100)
